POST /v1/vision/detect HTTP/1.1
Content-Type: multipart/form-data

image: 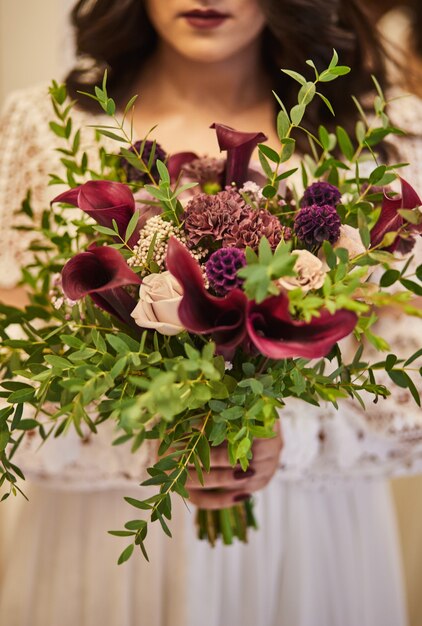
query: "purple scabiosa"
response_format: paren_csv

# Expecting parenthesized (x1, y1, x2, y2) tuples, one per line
(205, 248, 246, 295)
(301, 182, 342, 208)
(223, 208, 282, 250)
(294, 203, 341, 246)
(183, 189, 247, 246)
(121, 140, 167, 184)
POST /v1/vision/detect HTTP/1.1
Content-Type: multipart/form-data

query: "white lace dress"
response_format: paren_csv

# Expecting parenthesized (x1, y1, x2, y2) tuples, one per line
(1, 86, 421, 626)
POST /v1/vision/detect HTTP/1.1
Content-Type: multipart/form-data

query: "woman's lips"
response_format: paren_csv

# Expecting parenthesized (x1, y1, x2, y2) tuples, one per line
(181, 9, 231, 29)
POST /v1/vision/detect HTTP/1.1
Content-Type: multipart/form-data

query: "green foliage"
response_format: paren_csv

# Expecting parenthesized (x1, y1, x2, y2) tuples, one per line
(1, 53, 421, 563)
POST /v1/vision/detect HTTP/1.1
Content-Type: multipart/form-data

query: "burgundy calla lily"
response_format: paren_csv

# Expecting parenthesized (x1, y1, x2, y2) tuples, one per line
(52, 181, 141, 246)
(165, 237, 248, 353)
(167, 152, 199, 181)
(62, 246, 142, 328)
(211, 123, 268, 187)
(370, 177, 422, 252)
(246, 294, 358, 359)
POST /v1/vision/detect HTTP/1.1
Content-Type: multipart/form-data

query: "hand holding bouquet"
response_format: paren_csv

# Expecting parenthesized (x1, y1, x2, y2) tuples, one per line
(1, 52, 421, 563)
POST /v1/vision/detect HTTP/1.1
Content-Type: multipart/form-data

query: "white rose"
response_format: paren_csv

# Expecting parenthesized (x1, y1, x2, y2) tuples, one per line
(131, 271, 185, 335)
(333, 225, 366, 258)
(277, 250, 327, 292)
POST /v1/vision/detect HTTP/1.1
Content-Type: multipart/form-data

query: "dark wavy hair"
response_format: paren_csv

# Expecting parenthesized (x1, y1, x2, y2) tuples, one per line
(66, 0, 388, 142)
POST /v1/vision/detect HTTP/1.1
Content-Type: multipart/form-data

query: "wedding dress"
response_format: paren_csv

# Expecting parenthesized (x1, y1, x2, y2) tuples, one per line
(0, 85, 421, 626)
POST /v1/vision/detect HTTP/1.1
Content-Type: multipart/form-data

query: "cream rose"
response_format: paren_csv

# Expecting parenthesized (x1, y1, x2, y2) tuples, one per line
(333, 225, 366, 259)
(277, 250, 327, 292)
(131, 271, 185, 335)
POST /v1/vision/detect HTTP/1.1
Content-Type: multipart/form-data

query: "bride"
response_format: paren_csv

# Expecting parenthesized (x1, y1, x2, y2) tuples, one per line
(1, 1, 421, 625)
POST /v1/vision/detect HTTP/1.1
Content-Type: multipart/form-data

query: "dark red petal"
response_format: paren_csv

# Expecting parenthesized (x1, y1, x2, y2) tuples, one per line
(167, 152, 198, 181)
(166, 237, 247, 350)
(211, 123, 267, 187)
(62, 247, 141, 326)
(51, 186, 81, 207)
(371, 177, 422, 250)
(246, 293, 357, 359)
(78, 181, 135, 236)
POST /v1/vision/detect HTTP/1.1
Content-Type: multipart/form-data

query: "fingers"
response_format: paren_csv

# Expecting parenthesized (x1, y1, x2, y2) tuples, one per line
(186, 458, 275, 489)
(187, 472, 274, 510)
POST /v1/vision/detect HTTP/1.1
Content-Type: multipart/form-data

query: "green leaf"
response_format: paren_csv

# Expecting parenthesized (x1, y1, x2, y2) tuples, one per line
(0, 427, 9, 453)
(262, 185, 277, 199)
(118, 544, 134, 565)
(124, 94, 138, 115)
(258, 237, 273, 264)
(387, 370, 411, 388)
(318, 126, 330, 151)
(281, 69, 306, 85)
(290, 104, 306, 126)
(156, 160, 170, 184)
(298, 82, 316, 105)
(400, 279, 422, 296)
(97, 129, 125, 142)
(336, 126, 354, 161)
(369, 165, 387, 185)
(317, 92, 335, 116)
(258, 144, 280, 163)
(8, 388, 35, 403)
(380, 270, 400, 287)
(277, 110, 290, 140)
(125, 209, 141, 243)
(258, 151, 273, 178)
(197, 436, 211, 472)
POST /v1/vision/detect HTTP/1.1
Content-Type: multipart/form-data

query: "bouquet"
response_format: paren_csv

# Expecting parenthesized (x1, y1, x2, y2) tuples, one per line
(1, 52, 421, 563)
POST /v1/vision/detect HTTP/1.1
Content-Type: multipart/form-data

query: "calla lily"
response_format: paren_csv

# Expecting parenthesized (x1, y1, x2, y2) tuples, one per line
(370, 177, 422, 252)
(246, 294, 358, 359)
(211, 123, 267, 187)
(167, 152, 199, 181)
(52, 181, 141, 246)
(165, 237, 248, 353)
(62, 246, 142, 328)
(166, 238, 356, 359)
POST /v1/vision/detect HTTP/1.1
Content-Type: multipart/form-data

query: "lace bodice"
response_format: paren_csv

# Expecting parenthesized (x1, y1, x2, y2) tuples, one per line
(0, 84, 421, 488)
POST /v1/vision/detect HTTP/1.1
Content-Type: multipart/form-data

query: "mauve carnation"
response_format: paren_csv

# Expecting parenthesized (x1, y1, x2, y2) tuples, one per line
(183, 189, 246, 246)
(294, 203, 341, 246)
(206, 248, 246, 295)
(121, 140, 167, 184)
(302, 182, 342, 208)
(224, 208, 282, 250)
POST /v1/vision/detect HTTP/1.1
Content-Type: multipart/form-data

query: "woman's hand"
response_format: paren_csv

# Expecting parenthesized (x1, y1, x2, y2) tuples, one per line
(186, 422, 283, 510)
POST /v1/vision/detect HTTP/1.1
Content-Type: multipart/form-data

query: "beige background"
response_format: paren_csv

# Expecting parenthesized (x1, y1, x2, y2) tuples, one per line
(0, 2, 421, 625)
(0, 0, 73, 105)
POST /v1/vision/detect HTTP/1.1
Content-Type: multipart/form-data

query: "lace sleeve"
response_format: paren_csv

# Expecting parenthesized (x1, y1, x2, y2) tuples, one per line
(0, 87, 60, 287)
(1, 86, 157, 490)
(279, 94, 422, 482)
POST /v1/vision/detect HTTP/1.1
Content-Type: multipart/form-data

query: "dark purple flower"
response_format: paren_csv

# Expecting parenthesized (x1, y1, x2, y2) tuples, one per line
(370, 177, 422, 252)
(301, 182, 342, 208)
(166, 238, 248, 355)
(294, 203, 341, 246)
(211, 123, 267, 187)
(121, 140, 167, 184)
(52, 181, 141, 246)
(246, 293, 358, 359)
(61, 246, 142, 328)
(206, 248, 246, 295)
